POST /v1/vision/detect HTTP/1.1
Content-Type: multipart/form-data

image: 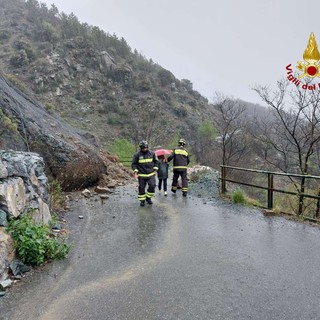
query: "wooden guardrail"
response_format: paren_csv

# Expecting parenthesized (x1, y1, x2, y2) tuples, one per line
(220, 165, 320, 217)
(119, 157, 132, 164)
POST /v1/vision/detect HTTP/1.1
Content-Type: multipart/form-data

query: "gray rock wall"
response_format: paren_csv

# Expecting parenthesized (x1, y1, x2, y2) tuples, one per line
(0, 150, 52, 281)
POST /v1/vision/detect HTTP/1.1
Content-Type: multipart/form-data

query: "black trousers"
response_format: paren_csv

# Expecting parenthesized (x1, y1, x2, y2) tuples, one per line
(138, 175, 156, 201)
(158, 178, 168, 191)
(171, 170, 188, 193)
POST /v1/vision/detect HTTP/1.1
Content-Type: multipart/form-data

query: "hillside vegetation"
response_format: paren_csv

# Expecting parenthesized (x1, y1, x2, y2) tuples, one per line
(3, 0, 320, 218)
(0, 0, 215, 152)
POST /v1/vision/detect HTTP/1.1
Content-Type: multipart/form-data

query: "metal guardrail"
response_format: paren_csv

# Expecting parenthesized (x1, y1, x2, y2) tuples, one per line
(220, 165, 320, 216)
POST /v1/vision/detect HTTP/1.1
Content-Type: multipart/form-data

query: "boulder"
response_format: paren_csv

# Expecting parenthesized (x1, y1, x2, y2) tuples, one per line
(0, 75, 106, 191)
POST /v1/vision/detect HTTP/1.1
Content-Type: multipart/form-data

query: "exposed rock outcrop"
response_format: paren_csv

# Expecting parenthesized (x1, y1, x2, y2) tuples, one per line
(0, 150, 51, 282)
(0, 74, 107, 190)
(98, 51, 116, 72)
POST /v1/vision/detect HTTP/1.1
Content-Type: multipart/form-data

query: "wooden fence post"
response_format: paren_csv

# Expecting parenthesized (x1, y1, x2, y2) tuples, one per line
(316, 189, 320, 218)
(267, 173, 274, 209)
(221, 166, 226, 194)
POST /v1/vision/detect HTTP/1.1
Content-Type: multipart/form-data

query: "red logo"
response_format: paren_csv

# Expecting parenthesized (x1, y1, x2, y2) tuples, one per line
(286, 33, 320, 90)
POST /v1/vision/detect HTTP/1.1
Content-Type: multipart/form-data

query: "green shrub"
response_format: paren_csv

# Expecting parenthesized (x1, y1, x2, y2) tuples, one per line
(44, 237, 70, 260)
(133, 75, 152, 91)
(40, 21, 59, 43)
(157, 69, 174, 86)
(232, 188, 245, 204)
(7, 213, 70, 266)
(45, 103, 55, 112)
(9, 46, 35, 67)
(0, 109, 18, 133)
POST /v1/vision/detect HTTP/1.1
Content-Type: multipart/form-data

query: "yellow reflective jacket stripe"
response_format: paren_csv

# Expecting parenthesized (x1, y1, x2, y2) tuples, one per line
(174, 166, 187, 169)
(139, 158, 153, 163)
(138, 172, 156, 177)
(175, 149, 188, 156)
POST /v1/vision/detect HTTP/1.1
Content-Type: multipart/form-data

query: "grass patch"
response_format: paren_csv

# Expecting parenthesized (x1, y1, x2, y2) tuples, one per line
(48, 178, 65, 212)
(109, 138, 135, 167)
(231, 188, 246, 204)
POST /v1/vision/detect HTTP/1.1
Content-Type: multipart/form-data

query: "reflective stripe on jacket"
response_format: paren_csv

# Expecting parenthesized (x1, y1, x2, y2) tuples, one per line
(167, 147, 190, 171)
(131, 150, 158, 178)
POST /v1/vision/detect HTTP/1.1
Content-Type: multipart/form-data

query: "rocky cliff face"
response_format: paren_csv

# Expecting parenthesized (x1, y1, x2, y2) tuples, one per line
(0, 74, 109, 190)
(0, 151, 51, 282)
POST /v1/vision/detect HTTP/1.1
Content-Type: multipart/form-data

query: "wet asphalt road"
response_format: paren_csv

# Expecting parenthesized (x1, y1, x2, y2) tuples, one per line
(1, 183, 320, 320)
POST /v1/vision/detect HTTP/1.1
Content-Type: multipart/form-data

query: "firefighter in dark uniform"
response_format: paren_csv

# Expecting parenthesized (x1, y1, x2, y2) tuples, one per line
(132, 140, 158, 206)
(167, 138, 190, 197)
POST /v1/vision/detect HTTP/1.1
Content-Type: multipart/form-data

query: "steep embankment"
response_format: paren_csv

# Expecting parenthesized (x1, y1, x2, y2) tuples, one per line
(0, 74, 130, 190)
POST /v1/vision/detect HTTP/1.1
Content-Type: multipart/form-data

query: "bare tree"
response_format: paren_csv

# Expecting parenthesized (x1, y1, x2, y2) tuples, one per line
(253, 78, 320, 214)
(129, 100, 170, 148)
(212, 93, 249, 166)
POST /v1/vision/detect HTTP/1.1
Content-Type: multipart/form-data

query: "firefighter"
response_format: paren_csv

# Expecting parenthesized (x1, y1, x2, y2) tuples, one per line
(167, 138, 190, 197)
(132, 140, 158, 206)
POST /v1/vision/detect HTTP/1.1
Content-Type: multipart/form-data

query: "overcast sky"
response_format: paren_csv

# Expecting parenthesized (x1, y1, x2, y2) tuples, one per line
(40, 0, 320, 105)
